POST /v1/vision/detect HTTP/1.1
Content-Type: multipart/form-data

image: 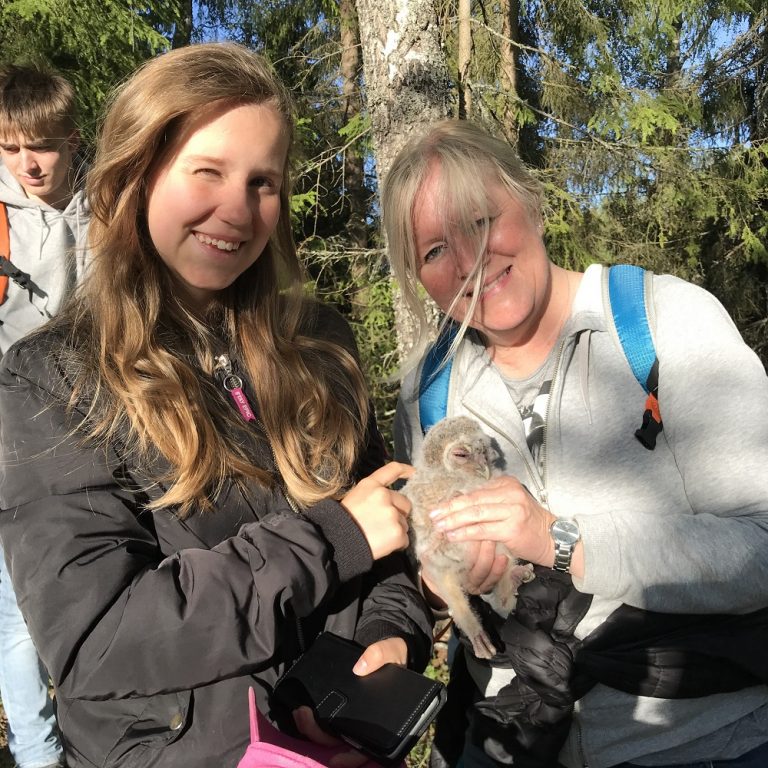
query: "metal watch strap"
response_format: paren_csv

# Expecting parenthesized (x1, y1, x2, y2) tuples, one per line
(552, 541, 574, 572)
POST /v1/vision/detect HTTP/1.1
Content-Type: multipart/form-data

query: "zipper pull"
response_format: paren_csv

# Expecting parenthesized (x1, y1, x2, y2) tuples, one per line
(214, 353, 256, 423)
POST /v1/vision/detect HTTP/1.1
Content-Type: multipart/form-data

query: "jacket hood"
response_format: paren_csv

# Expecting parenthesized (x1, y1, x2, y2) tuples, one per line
(0, 161, 33, 208)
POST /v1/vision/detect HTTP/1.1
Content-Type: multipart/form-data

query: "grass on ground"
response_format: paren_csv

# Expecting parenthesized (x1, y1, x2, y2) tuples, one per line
(0, 705, 12, 767)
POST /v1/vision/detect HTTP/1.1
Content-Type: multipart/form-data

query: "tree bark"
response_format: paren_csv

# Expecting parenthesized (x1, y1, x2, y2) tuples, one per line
(339, 0, 371, 322)
(355, 0, 452, 358)
(458, 0, 472, 118)
(499, 0, 519, 95)
(498, 0, 520, 138)
(357, 0, 451, 360)
(340, 0, 367, 249)
(355, 0, 452, 183)
(755, 12, 767, 144)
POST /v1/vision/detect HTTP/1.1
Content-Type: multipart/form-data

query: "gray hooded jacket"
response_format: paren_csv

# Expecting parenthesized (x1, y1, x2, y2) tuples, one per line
(0, 161, 89, 353)
(395, 264, 768, 767)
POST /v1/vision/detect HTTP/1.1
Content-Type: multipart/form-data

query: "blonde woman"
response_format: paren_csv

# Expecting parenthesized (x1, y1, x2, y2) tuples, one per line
(383, 120, 768, 768)
(0, 43, 431, 768)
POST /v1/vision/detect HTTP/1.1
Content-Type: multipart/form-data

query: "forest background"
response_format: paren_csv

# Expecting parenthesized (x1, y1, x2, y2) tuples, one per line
(1, 0, 766, 446)
(0, 1, 766, 764)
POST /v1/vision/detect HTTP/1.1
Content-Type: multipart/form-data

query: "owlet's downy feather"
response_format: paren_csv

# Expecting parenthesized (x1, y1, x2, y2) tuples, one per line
(403, 416, 535, 659)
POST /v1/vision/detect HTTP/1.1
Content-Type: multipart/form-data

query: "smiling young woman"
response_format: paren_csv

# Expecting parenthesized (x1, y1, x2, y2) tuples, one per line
(0, 43, 431, 768)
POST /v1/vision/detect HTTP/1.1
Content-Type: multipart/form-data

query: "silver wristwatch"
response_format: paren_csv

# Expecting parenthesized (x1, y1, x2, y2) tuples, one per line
(550, 518, 580, 573)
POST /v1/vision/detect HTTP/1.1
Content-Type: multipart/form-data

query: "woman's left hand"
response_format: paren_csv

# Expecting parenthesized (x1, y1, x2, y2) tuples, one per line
(292, 637, 407, 767)
(430, 475, 556, 567)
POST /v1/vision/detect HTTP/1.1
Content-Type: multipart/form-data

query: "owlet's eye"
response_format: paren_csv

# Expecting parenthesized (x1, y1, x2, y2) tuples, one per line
(451, 447, 471, 464)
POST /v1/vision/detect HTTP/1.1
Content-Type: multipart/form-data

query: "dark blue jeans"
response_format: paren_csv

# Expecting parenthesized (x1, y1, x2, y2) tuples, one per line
(615, 738, 768, 768)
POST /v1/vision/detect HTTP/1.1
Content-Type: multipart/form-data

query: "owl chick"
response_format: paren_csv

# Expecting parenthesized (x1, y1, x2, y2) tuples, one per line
(402, 416, 535, 659)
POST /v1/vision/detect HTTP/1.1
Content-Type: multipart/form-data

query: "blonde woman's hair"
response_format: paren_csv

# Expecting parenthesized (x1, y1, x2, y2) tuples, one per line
(0, 64, 78, 138)
(57, 42, 370, 516)
(380, 119, 544, 365)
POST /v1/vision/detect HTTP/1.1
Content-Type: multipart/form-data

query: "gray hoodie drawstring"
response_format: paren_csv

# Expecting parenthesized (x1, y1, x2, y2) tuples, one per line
(35, 208, 53, 317)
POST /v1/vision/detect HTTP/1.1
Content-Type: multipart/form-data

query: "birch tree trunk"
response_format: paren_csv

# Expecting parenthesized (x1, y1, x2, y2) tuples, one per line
(355, 0, 452, 358)
(355, 0, 451, 181)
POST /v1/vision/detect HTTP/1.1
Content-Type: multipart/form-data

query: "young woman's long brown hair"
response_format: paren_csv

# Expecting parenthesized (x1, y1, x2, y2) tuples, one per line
(58, 43, 369, 516)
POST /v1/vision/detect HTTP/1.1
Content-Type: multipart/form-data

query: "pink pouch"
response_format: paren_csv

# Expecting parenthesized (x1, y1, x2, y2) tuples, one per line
(237, 687, 391, 768)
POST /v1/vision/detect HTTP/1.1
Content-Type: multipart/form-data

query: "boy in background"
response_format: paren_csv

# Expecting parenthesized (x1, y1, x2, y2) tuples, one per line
(0, 63, 90, 768)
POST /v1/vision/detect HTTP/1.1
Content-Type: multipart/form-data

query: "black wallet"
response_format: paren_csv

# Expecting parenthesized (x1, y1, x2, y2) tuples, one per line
(272, 632, 446, 765)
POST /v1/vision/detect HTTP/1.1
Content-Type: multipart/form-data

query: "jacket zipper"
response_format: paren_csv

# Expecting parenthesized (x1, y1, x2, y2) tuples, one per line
(214, 353, 306, 655)
(213, 353, 300, 516)
(465, 401, 547, 502)
(214, 353, 256, 422)
(539, 337, 568, 506)
(543, 337, 588, 767)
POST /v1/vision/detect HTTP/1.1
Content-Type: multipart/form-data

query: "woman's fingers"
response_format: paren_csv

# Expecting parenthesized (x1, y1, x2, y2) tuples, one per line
(294, 707, 369, 768)
(430, 476, 529, 522)
(352, 637, 407, 675)
(466, 544, 510, 595)
(365, 461, 415, 486)
(424, 475, 556, 564)
(434, 503, 514, 535)
(341, 463, 414, 560)
(292, 706, 342, 747)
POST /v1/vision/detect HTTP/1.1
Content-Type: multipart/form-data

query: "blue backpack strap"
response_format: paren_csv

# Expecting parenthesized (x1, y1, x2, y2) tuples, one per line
(607, 264, 662, 449)
(418, 324, 458, 434)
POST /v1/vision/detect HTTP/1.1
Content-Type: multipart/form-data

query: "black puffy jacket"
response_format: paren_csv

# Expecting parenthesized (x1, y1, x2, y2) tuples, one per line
(430, 566, 768, 768)
(0, 313, 432, 768)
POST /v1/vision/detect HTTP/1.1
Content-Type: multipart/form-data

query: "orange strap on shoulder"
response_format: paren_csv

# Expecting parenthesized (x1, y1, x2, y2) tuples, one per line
(0, 203, 9, 304)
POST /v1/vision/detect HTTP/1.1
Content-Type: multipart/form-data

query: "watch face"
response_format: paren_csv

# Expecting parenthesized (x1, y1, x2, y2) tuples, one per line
(552, 519, 580, 545)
